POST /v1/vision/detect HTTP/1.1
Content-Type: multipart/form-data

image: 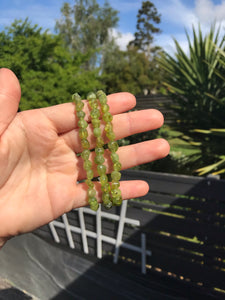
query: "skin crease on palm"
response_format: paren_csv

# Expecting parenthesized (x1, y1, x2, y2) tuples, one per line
(0, 68, 170, 248)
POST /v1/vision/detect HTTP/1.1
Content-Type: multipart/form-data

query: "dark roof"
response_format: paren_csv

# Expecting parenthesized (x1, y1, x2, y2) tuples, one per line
(0, 233, 215, 300)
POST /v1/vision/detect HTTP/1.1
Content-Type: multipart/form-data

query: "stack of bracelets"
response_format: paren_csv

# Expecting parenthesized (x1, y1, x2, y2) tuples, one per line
(72, 90, 122, 211)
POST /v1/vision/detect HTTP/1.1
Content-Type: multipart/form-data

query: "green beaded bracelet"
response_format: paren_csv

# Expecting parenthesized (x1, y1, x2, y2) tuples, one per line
(96, 90, 122, 206)
(87, 92, 113, 210)
(73, 92, 99, 211)
(73, 91, 122, 211)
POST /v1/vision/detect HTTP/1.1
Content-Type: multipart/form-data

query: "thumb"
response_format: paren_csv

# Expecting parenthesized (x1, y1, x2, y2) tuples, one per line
(0, 68, 21, 136)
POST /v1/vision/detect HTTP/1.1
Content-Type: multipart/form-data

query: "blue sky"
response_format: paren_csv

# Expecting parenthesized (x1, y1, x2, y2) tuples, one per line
(0, 0, 224, 54)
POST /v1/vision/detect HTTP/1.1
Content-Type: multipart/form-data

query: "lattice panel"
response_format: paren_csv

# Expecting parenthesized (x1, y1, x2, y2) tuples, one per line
(49, 200, 151, 274)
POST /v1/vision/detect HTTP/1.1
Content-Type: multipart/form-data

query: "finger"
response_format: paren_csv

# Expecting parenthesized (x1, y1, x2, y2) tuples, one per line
(76, 139, 170, 181)
(62, 109, 164, 153)
(71, 180, 149, 209)
(0, 68, 21, 136)
(41, 92, 136, 134)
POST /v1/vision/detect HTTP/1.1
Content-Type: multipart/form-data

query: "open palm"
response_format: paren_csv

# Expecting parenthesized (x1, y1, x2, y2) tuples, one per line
(0, 68, 169, 244)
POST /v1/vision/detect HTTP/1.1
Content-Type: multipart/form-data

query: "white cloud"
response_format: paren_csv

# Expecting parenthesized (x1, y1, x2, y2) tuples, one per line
(157, 0, 225, 30)
(157, 0, 198, 30)
(195, 0, 225, 23)
(110, 28, 134, 50)
(153, 0, 225, 55)
(117, 32, 134, 50)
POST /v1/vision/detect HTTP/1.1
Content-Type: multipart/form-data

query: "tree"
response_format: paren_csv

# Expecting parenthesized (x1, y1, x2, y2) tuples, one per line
(101, 0, 164, 95)
(159, 25, 225, 131)
(158, 24, 225, 176)
(102, 43, 152, 95)
(0, 19, 102, 110)
(55, 0, 119, 70)
(113, 0, 163, 95)
(129, 1, 161, 58)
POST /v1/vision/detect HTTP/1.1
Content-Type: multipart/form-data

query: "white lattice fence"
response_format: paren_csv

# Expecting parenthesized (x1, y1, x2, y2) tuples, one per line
(49, 200, 151, 274)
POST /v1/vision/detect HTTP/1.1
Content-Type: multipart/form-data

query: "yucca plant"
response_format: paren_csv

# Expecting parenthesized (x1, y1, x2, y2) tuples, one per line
(194, 46, 225, 176)
(158, 24, 225, 176)
(194, 128, 225, 175)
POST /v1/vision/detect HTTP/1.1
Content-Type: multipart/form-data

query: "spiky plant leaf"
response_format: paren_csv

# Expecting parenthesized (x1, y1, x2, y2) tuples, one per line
(158, 24, 225, 177)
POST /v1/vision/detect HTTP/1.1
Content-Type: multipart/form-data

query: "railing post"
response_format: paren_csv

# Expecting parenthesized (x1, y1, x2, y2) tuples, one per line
(113, 200, 128, 263)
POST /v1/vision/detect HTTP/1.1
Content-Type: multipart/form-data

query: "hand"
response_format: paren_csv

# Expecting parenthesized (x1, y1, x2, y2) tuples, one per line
(0, 68, 170, 246)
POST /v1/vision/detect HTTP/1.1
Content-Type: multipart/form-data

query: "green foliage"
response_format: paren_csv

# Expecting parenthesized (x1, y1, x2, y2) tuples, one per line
(0, 18, 102, 110)
(159, 24, 225, 130)
(129, 0, 161, 58)
(101, 39, 165, 95)
(194, 128, 225, 176)
(158, 24, 225, 176)
(55, 0, 119, 70)
(102, 44, 152, 94)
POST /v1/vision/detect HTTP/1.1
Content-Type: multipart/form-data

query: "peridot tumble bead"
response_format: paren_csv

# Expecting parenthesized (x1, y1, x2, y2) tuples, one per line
(112, 196, 122, 206)
(81, 139, 90, 149)
(103, 200, 113, 210)
(90, 201, 99, 211)
(95, 147, 104, 155)
(76, 101, 84, 111)
(91, 118, 100, 128)
(111, 181, 120, 190)
(96, 137, 104, 147)
(94, 154, 105, 165)
(102, 112, 113, 122)
(88, 188, 96, 198)
(101, 104, 109, 113)
(111, 188, 122, 198)
(78, 118, 88, 129)
(99, 174, 108, 185)
(96, 90, 107, 105)
(111, 171, 121, 181)
(72, 93, 81, 104)
(81, 149, 90, 160)
(83, 160, 92, 170)
(87, 92, 97, 101)
(111, 152, 119, 163)
(79, 128, 88, 139)
(90, 108, 100, 119)
(106, 131, 116, 141)
(85, 179, 94, 188)
(97, 164, 106, 175)
(102, 193, 112, 209)
(88, 100, 98, 110)
(86, 169, 94, 180)
(105, 122, 113, 133)
(88, 196, 97, 203)
(77, 110, 85, 119)
(113, 161, 122, 172)
(102, 192, 110, 202)
(93, 127, 101, 137)
(101, 182, 111, 193)
(108, 141, 119, 152)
